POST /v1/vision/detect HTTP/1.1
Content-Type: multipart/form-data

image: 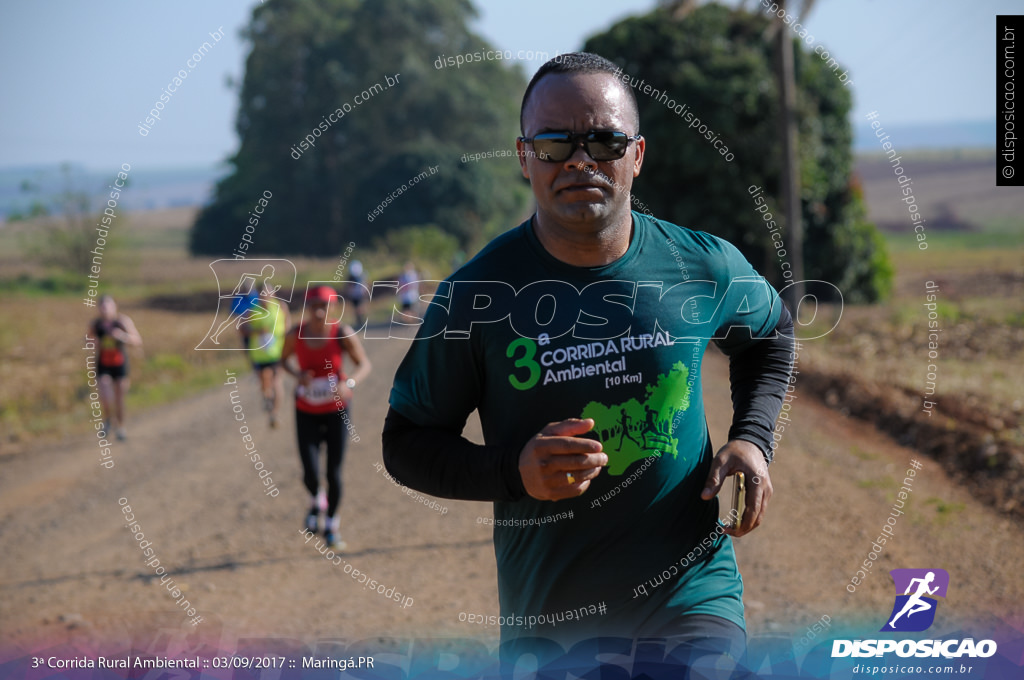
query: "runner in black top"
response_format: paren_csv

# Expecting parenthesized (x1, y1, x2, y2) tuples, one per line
(383, 53, 795, 669)
(87, 295, 143, 440)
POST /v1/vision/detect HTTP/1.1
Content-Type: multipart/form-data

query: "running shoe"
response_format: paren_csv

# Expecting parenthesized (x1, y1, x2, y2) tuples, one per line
(269, 413, 278, 429)
(325, 532, 347, 552)
(304, 509, 319, 533)
(325, 517, 346, 551)
(116, 427, 127, 441)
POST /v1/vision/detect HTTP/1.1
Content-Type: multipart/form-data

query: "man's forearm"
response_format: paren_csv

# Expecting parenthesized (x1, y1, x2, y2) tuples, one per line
(381, 407, 528, 502)
(725, 304, 795, 463)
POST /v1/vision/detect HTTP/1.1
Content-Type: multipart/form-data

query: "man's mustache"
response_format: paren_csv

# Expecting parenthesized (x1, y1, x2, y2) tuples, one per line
(557, 165, 616, 191)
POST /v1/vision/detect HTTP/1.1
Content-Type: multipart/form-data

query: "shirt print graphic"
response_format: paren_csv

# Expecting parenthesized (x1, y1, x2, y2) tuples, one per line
(581, 361, 690, 476)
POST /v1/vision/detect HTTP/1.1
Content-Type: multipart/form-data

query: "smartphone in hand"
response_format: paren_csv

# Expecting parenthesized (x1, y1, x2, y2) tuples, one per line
(720, 472, 745, 528)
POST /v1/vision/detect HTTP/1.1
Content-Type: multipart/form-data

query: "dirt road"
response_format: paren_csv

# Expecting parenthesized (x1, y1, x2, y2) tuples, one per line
(2, 336, 1021, 652)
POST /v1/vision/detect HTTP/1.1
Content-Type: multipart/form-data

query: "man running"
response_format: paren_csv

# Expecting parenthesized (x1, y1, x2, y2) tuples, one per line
(345, 260, 368, 330)
(240, 287, 289, 428)
(397, 261, 420, 314)
(87, 295, 143, 440)
(618, 407, 641, 449)
(281, 286, 372, 550)
(383, 53, 794, 667)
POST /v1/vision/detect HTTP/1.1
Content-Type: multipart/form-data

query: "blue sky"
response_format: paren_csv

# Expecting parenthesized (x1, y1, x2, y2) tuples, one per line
(0, 0, 1012, 169)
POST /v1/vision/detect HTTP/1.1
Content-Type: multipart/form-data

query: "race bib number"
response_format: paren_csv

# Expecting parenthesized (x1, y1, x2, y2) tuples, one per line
(256, 331, 275, 349)
(301, 377, 337, 406)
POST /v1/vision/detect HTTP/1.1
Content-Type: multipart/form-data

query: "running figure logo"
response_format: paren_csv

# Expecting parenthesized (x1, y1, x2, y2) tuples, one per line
(580, 362, 690, 476)
(880, 568, 949, 632)
(196, 259, 297, 350)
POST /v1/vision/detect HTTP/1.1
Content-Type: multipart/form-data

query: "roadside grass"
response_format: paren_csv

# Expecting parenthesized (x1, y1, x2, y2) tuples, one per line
(802, 216, 1023, 445)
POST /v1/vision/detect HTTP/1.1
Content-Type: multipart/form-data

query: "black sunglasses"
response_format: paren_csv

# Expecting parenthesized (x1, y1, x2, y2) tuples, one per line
(518, 130, 641, 163)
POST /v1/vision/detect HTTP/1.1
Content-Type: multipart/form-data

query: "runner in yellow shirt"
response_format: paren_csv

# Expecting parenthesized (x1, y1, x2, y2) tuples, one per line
(241, 289, 289, 428)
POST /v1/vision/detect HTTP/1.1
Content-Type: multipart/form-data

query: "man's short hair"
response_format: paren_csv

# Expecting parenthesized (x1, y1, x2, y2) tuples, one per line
(520, 51, 640, 135)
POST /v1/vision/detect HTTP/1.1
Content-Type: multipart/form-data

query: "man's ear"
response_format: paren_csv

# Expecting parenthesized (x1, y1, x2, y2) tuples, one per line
(516, 137, 531, 179)
(633, 135, 645, 178)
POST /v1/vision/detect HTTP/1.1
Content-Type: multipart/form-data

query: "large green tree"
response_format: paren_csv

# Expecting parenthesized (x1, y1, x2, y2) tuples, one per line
(190, 0, 530, 256)
(585, 2, 892, 302)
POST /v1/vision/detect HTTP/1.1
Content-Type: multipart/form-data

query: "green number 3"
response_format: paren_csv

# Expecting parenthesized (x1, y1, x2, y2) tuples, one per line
(506, 337, 540, 391)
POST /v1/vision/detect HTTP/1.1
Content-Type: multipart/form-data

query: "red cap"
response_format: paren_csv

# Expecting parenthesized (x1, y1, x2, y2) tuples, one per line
(305, 285, 337, 303)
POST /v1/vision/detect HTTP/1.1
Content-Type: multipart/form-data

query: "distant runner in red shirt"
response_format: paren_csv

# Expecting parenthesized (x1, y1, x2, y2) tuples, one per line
(281, 286, 371, 551)
(86, 295, 143, 441)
